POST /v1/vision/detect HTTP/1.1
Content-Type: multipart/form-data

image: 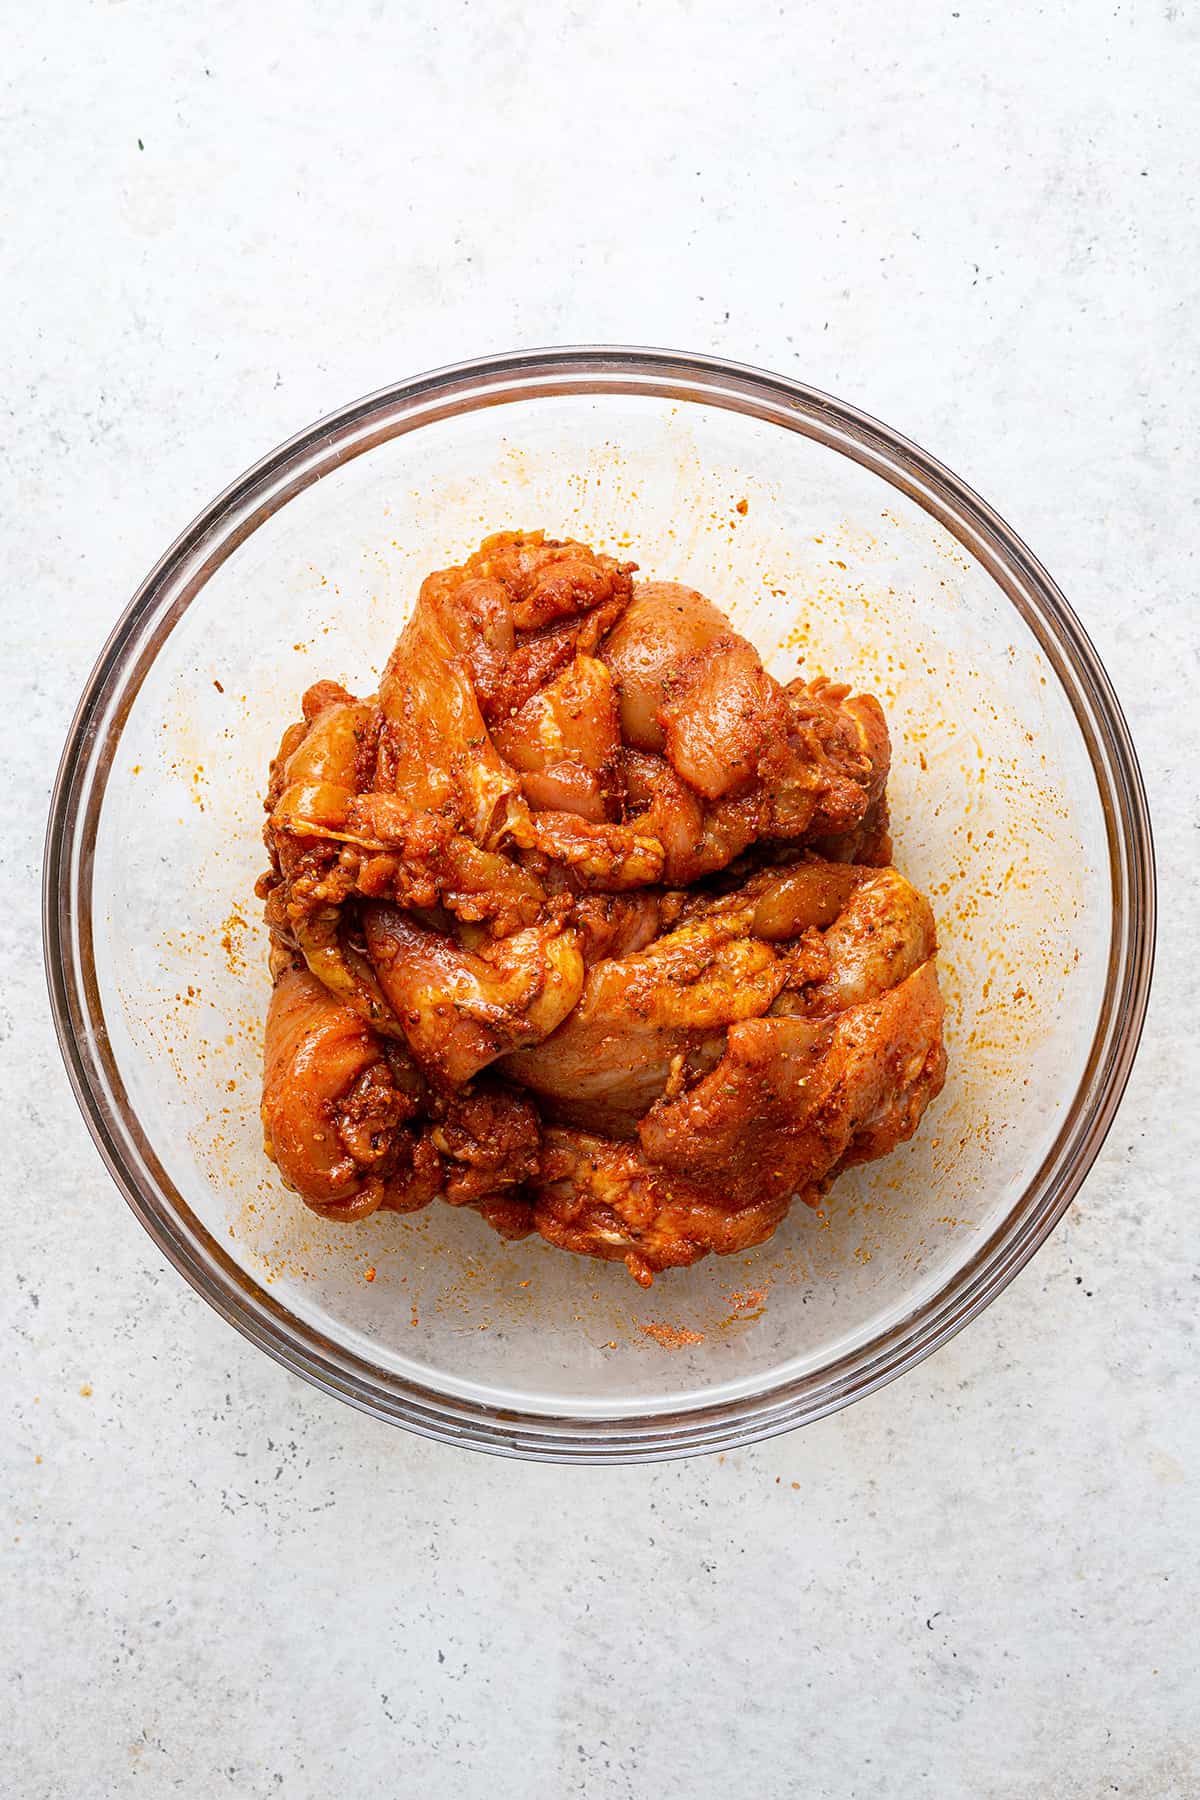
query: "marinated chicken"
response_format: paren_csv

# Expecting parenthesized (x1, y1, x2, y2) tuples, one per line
(256, 530, 945, 1284)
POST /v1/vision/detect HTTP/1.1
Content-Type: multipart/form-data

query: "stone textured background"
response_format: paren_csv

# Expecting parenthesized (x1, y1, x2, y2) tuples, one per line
(3, 4, 1196, 1795)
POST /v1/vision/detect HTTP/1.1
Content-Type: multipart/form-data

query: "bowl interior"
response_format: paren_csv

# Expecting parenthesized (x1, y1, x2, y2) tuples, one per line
(88, 387, 1110, 1420)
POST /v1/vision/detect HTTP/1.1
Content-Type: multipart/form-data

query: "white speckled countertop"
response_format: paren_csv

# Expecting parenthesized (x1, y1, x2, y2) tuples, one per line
(3, 4, 1196, 1795)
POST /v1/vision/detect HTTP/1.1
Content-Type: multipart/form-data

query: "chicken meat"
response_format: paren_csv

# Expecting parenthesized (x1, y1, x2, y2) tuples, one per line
(255, 530, 946, 1282)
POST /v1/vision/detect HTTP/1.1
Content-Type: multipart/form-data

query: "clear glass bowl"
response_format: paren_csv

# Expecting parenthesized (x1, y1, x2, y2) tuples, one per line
(44, 348, 1155, 1462)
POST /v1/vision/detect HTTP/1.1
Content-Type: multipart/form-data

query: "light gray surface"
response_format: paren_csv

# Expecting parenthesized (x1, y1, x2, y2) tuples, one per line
(3, 4, 1196, 1795)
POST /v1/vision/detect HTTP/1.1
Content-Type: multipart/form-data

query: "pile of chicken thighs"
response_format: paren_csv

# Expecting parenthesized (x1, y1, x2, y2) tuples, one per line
(258, 531, 946, 1284)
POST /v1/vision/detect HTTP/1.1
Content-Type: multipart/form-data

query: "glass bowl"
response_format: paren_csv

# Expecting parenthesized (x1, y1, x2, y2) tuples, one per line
(44, 348, 1154, 1462)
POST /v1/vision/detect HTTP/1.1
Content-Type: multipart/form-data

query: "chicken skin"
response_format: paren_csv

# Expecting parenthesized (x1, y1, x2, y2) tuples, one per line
(509, 861, 944, 1280)
(501, 915, 789, 1135)
(261, 962, 425, 1221)
(256, 531, 946, 1282)
(603, 583, 887, 879)
(262, 961, 541, 1227)
(363, 902, 585, 1086)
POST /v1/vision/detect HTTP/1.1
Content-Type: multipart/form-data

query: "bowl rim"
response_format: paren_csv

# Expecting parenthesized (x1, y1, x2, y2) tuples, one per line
(42, 344, 1156, 1463)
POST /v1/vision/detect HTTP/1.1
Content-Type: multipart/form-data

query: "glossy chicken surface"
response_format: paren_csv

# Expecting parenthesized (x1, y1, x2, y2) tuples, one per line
(257, 530, 945, 1283)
